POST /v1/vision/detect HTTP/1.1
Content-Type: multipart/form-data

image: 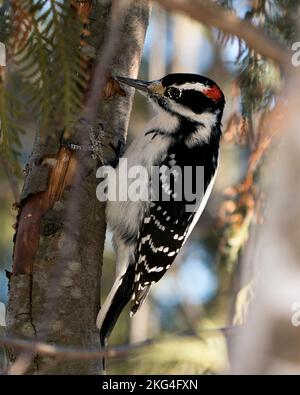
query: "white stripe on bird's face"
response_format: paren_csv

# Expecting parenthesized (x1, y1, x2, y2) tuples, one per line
(171, 82, 209, 93)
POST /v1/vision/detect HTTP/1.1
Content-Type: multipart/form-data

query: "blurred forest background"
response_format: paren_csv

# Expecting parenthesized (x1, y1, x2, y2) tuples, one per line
(0, 0, 299, 374)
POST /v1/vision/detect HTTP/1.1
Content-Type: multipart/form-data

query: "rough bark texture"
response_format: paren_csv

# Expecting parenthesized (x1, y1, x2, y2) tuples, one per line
(5, 0, 150, 374)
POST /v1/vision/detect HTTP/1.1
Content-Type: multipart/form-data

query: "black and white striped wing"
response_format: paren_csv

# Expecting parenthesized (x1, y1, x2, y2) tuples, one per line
(130, 149, 217, 315)
(130, 203, 191, 315)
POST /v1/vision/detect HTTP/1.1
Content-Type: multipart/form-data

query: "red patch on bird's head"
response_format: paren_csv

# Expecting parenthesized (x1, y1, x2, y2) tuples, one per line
(203, 85, 223, 102)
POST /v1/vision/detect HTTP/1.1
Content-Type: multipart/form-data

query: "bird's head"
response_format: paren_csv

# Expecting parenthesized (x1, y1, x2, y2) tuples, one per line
(116, 73, 225, 128)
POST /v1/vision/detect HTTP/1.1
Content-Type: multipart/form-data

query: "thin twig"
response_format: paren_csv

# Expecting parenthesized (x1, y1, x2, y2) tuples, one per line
(0, 326, 238, 363)
(154, 0, 292, 69)
(1, 336, 152, 361)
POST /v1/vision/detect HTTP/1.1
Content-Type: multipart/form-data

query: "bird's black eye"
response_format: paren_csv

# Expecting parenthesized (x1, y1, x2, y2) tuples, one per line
(165, 87, 182, 100)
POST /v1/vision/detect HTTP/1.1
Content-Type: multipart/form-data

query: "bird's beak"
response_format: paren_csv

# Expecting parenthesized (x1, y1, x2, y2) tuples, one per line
(116, 76, 149, 92)
(116, 76, 165, 95)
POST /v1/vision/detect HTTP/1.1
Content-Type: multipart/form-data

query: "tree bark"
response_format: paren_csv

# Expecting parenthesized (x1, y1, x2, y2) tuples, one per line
(5, 0, 150, 374)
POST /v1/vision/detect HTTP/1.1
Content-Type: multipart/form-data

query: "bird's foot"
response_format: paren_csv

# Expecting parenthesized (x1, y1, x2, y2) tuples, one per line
(61, 120, 105, 162)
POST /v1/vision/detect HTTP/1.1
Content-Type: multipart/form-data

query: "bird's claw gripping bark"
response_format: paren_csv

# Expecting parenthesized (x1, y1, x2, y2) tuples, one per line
(60, 120, 125, 168)
(61, 121, 105, 162)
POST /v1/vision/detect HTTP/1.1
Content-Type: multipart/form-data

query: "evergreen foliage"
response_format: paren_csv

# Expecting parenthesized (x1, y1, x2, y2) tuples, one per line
(0, 0, 89, 171)
(219, 0, 298, 117)
(0, 0, 299, 175)
(216, 1, 299, 319)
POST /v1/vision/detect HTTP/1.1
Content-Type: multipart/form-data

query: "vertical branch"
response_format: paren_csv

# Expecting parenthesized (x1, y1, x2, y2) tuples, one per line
(6, 0, 150, 374)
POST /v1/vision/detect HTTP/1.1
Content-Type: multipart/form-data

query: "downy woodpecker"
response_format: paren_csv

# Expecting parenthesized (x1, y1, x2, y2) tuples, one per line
(97, 73, 225, 346)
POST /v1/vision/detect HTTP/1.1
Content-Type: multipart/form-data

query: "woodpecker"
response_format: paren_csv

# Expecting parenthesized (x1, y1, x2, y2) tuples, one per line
(97, 73, 225, 347)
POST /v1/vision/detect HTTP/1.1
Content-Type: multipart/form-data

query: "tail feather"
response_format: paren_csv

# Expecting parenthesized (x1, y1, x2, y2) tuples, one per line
(130, 284, 151, 316)
(96, 263, 135, 369)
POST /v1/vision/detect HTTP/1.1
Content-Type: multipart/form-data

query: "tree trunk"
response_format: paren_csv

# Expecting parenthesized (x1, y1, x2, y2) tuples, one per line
(5, 0, 150, 375)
